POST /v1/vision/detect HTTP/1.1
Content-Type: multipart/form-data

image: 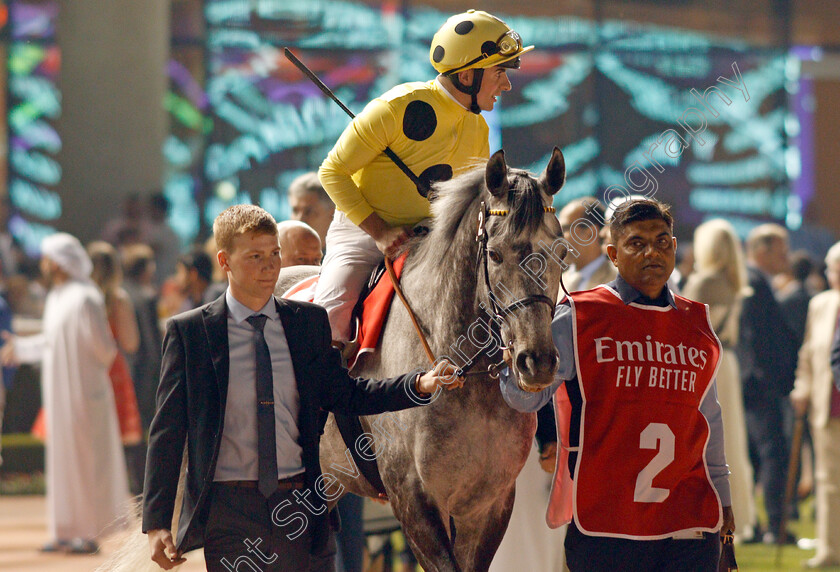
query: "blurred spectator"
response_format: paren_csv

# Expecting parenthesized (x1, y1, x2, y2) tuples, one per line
(102, 193, 145, 246)
(88, 241, 145, 495)
(0, 199, 20, 283)
(790, 241, 840, 568)
(779, 250, 815, 346)
(4, 256, 46, 318)
(121, 243, 162, 433)
(675, 241, 694, 291)
(0, 292, 14, 467)
(146, 192, 181, 287)
(557, 198, 615, 293)
(202, 235, 228, 304)
(682, 219, 757, 543)
(277, 220, 323, 268)
(738, 223, 799, 545)
(288, 172, 335, 247)
(809, 260, 830, 297)
(1, 233, 127, 554)
(171, 248, 213, 315)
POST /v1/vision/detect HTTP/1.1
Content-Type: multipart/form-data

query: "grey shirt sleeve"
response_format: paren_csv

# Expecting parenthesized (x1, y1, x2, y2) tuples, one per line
(499, 303, 576, 412)
(700, 379, 732, 506)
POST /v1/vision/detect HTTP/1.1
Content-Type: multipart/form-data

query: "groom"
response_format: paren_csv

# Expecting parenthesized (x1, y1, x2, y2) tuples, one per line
(143, 204, 459, 571)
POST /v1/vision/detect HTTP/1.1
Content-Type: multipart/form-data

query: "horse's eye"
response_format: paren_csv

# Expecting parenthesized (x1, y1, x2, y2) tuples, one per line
(488, 250, 503, 264)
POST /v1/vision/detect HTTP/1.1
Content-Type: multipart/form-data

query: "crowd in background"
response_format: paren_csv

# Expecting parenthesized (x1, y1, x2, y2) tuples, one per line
(0, 183, 839, 568)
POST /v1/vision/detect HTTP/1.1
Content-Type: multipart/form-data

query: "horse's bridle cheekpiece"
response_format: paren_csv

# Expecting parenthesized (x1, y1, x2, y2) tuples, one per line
(464, 201, 557, 384)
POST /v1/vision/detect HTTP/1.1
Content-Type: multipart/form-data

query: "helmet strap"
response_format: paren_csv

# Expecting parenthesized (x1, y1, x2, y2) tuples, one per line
(448, 68, 485, 114)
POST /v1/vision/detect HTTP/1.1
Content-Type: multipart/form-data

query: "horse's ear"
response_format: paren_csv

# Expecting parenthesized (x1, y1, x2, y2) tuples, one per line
(485, 150, 509, 198)
(540, 147, 566, 196)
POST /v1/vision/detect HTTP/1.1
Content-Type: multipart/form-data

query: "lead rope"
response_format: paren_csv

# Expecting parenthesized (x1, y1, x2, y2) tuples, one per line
(385, 255, 503, 379)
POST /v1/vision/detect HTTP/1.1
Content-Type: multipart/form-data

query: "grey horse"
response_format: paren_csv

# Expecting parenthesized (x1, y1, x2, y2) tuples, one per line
(277, 148, 568, 571)
(98, 149, 566, 572)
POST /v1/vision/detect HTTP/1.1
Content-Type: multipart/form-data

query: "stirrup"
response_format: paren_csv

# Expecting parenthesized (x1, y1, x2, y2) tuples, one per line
(331, 339, 358, 368)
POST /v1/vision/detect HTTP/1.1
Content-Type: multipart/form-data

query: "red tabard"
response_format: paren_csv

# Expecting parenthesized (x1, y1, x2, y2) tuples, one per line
(564, 285, 722, 539)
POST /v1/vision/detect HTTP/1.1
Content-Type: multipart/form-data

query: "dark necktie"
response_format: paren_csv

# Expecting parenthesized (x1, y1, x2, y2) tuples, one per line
(246, 314, 277, 498)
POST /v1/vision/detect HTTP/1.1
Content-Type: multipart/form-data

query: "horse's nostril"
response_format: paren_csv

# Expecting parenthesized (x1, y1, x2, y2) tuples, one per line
(515, 352, 533, 375)
(516, 351, 559, 376)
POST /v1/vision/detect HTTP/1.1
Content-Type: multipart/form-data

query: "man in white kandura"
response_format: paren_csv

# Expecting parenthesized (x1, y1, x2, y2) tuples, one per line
(1, 233, 128, 554)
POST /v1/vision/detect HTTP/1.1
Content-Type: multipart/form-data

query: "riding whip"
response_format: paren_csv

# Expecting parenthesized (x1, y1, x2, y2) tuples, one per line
(283, 48, 431, 198)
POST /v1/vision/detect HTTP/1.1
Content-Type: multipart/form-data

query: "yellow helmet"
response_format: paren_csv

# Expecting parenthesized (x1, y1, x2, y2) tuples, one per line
(430, 10, 533, 76)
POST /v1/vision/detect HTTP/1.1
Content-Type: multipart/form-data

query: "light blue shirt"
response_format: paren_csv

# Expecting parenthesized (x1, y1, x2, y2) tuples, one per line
(214, 290, 303, 481)
(499, 275, 731, 505)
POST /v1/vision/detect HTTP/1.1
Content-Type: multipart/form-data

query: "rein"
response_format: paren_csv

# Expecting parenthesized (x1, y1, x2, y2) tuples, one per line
(384, 201, 557, 380)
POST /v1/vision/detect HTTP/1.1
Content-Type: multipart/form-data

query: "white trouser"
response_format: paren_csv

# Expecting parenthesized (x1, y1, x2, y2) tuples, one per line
(313, 211, 383, 342)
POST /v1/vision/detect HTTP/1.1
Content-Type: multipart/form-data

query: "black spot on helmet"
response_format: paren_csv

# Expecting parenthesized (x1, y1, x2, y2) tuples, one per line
(454, 21, 474, 35)
(429, 9, 533, 75)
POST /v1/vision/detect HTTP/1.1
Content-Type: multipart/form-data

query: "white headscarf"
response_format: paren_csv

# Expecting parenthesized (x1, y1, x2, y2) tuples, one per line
(41, 232, 93, 281)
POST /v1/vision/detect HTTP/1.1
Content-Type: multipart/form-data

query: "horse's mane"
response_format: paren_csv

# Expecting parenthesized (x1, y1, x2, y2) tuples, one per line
(408, 162, 550, 267)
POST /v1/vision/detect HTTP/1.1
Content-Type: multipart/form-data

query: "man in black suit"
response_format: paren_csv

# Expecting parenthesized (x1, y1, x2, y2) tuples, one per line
(143, 204, 459, 571)
(737, 223, 799, 544)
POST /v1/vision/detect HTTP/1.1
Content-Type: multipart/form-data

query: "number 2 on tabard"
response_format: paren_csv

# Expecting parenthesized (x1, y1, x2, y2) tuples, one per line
(634, 423, 675, 503)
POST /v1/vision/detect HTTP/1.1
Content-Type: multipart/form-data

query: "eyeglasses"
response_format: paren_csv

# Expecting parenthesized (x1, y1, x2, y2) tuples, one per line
(445, 30, 523, 76)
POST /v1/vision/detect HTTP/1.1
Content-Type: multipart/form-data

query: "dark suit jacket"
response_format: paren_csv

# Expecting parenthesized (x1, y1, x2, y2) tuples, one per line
(779, 281, 811, 347)
(737, 266, 798, 404)
(124, 280, 162, 430)
(142, 295, 422, 554)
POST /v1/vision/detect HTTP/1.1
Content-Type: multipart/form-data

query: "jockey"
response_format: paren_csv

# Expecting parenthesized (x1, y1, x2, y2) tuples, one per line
(314, 10, 533, 344)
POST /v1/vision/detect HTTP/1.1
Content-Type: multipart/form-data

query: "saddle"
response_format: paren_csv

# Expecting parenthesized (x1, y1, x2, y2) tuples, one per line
(282, 252, 409, 368)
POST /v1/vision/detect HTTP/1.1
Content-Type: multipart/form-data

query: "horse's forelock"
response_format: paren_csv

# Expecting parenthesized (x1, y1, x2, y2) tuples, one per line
(421, 164, 549, 259)
(505, 170, 548, 238)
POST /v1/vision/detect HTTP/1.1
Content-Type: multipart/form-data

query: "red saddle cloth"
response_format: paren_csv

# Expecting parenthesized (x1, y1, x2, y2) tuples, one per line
(281, 253, 408, 368)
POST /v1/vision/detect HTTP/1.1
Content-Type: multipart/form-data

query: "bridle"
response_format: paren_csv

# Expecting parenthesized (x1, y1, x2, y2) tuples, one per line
(460, 200, 557, 378)
(385, 198, 562, 382)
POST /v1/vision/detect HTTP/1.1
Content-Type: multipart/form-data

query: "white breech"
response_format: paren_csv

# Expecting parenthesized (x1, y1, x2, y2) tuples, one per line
(313, 211, 383, 342)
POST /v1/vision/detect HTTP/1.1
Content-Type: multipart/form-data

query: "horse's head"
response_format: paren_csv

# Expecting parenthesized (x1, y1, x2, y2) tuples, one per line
(480, 147, 567, 391)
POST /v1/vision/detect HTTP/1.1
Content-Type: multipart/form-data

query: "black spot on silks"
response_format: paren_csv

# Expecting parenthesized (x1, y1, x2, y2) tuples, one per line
(432, 45, 445, 63)
(481, 40, 496, 55)
(418, 164, 453, 197)
(402, 100, 437, 142)
(454, 21, 474, 35)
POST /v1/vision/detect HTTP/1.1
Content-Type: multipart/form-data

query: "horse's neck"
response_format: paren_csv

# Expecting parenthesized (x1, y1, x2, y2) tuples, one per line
(401, 226, 481, 349)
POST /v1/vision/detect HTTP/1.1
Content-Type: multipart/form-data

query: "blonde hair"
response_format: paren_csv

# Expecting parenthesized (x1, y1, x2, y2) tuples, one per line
(87, 240, 122, 306)
(213, 204, 278, 252)
(693, 219, 749, 294)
